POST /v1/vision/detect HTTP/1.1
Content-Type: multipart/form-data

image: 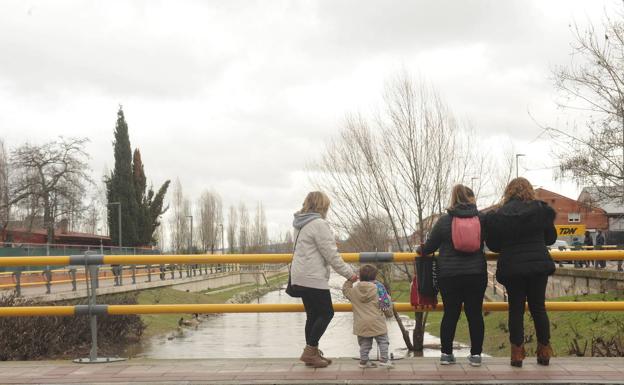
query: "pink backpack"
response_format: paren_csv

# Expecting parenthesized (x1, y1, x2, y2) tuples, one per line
(451, 216, 481, 253)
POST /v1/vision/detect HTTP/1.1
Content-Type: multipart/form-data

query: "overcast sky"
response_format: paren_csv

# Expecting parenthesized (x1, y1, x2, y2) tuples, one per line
(0, 0, 616, 239)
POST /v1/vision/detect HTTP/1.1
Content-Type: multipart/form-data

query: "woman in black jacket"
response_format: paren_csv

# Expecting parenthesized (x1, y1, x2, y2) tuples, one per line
(485, 177, 556, 367)
(419, 184, 487, 367)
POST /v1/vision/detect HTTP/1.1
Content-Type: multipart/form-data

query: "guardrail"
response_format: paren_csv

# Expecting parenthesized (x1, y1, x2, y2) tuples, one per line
(0, 250, 622, 363)
(0, 263, 239, 295)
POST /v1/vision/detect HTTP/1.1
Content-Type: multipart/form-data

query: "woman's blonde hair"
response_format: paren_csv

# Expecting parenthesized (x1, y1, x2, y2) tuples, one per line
(503, 177, 535, 204)
(300, 191, 331, 218)
(448, 184, 476, 209)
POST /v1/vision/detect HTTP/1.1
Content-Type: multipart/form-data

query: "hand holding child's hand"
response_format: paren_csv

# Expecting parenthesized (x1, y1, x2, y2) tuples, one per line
(348, 274, 358, 282)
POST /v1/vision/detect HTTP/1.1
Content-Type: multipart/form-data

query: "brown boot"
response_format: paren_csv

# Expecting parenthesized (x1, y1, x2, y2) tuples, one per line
(299, 345, 328, 368)
(536, 343, 553, 366)
(305, 348, 332, 366)
(510, 344, 526, 367)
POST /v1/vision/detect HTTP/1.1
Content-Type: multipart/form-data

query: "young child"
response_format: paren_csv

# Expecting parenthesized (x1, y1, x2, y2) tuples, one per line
(343, 264, 394, 368)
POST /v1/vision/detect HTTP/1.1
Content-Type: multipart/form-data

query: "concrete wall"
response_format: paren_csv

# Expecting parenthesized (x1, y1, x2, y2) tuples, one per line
(170, 271, 241, 292)
(547, 268, 624, 297)
(240, 266, 288, 284)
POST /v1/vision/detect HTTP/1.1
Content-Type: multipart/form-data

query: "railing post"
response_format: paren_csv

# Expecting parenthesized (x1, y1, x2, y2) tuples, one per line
(88, 263, 98, 361)
(14, 268, 21, 297)
(43, 267, 52, 294)
(74, 252, 125, 364)
(131, 265, 136, 284)
(69, 266, 77, 291)
(147, 264, 152, 282)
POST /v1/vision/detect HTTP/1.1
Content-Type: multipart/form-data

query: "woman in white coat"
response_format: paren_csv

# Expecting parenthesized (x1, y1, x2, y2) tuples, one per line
(291, 191, 357, 368)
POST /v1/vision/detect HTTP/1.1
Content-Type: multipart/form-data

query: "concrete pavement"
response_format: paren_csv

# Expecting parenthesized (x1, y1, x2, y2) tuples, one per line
(0, 357, 622, 384)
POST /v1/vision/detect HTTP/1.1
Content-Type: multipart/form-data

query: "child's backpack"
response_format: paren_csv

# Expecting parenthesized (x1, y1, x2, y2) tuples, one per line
(451, 216, 481, 253)
(410, 251, 438, 308)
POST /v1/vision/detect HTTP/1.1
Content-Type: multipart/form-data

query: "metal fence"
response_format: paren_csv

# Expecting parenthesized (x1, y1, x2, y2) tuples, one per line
(0, 250, 623, 363)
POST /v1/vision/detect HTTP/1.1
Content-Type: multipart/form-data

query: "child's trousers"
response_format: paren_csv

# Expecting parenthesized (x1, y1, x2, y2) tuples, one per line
(357, 334, 390, 362)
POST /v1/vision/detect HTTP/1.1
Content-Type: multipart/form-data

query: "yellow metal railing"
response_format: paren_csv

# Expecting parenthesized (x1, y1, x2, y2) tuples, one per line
(1, 301, 624, 317)
(0, 250, 621, 363)
(0, 249, 623, 267)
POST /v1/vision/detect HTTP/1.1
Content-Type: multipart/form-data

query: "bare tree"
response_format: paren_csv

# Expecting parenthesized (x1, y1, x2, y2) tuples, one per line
(250, 202, 268, 253)
(313, 73, 493, 351)
(169, 179, 191, 253)
(547, 8, 624, 201)
(283, 230, 293, 252)
(0, 139, 9, 239)
(227, 205, 237, 253)
(197, 190, 223, 253)
(238, 202, 250, 253)
(7, 137, 92, 242)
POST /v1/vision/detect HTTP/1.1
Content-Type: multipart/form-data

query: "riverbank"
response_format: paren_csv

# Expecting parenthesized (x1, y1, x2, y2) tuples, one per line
(137, 273, 288, 338)
(389, 280, 624, 357)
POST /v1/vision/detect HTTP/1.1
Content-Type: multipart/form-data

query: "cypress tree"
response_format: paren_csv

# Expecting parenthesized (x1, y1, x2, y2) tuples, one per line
(133, 149, 170, 245)
(106, 106, 138, 247)
(106, 107, 170, 247)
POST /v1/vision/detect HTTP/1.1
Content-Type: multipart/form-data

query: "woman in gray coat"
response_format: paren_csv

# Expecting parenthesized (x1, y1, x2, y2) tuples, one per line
(291, 191, 357, 368)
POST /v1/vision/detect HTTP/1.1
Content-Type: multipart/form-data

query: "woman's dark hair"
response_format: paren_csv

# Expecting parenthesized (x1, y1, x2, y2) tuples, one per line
(359, 264, 377, 282)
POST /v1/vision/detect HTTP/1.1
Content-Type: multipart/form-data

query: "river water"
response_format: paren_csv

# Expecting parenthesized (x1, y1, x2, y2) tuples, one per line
(138, 275, 471, 359)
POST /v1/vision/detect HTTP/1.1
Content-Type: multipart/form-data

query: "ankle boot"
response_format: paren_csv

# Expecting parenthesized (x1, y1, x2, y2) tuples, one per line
(299, 345, 328, 368)
(536, 343, 553, 366)
(510, 344, 526, 367)
(304, 348, 333, 366)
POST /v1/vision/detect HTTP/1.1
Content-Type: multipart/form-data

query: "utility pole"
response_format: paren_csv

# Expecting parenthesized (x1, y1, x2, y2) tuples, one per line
(515, 154, 526, 178)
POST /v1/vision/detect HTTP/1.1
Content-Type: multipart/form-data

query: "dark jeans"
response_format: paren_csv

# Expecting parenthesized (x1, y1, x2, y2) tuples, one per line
(503, 274, 550, 346)
(300, 287, 334, 347)
(438, 274, 487, 355)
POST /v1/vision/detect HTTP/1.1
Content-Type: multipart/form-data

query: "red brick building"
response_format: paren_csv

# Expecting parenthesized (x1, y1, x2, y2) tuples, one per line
(535, 188, 608, 231)
(2, 219, 111, 246)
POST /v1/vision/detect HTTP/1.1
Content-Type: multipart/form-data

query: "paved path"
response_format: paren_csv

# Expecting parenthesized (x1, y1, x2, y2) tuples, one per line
(1, 357, 623, 384)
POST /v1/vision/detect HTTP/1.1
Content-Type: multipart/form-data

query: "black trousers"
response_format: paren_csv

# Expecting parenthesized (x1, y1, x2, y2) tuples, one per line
(503, 274, 550, 346)
(438, 274, 487, 355)
(300, 287, 334, 347)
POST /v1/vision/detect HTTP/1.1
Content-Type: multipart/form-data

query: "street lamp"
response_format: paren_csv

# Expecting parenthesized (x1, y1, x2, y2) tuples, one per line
(470, 177, 479, 191)
(186, 215, 193, 254)
(107, 202, 122, 248)
(515, 154, 526, 178)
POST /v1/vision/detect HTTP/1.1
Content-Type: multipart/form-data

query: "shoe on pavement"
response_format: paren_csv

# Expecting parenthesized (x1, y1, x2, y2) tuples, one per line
(358, 360, 377, 368)
(468, 354, 482, 367)
(378, 360, 394, 369)
(440, 353, 456, 365)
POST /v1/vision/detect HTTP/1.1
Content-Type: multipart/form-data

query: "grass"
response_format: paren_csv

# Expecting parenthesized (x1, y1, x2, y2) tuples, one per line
(387, 280, 624, 356)
(137, 273, 288, 337)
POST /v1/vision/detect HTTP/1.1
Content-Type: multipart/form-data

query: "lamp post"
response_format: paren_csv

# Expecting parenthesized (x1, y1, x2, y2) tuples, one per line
(515, 154, 526, 178)
(107, 202, 122, 248)
(470, 177, 479, 191)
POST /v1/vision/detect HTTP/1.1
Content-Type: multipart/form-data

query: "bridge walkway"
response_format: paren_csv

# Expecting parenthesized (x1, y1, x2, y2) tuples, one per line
(0, 357, 622, 384)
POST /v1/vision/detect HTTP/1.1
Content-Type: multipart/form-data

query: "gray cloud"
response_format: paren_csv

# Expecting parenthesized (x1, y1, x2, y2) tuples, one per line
(0, 0, 613, 237)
